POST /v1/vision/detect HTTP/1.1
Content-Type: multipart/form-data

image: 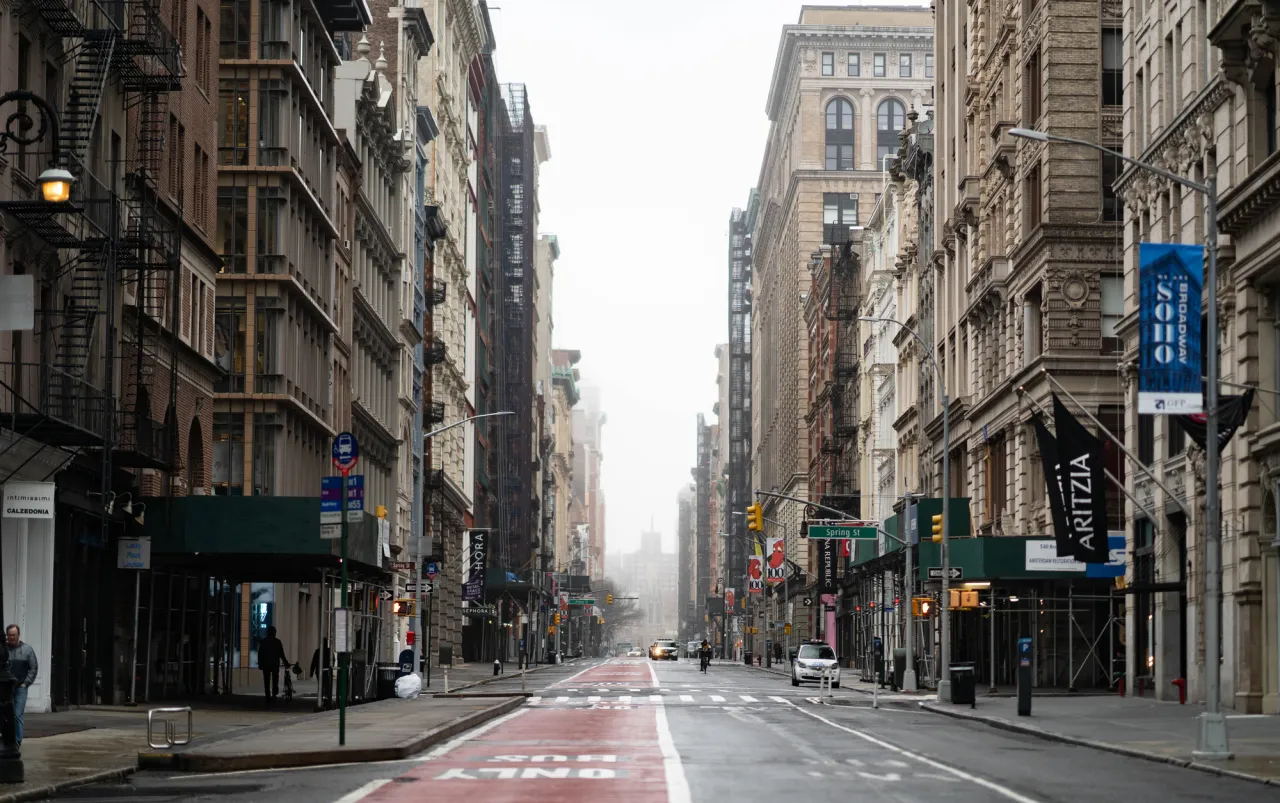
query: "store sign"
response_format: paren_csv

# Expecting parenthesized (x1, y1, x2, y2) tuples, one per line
(2, 481, 55, 519)
(117, 538, 151, 569)
(1026, 534, 1124, 574)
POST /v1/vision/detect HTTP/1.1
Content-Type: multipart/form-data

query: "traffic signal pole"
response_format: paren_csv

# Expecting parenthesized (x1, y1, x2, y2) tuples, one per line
(339, 467, 348, 746)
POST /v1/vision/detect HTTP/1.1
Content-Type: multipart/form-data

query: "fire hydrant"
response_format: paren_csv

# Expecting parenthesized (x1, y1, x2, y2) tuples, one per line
(1172, 677, 1186, 704)
(494, 659, 503, 676)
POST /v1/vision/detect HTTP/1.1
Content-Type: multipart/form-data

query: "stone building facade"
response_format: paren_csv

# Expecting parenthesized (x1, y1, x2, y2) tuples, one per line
(752, 5, 932, 628)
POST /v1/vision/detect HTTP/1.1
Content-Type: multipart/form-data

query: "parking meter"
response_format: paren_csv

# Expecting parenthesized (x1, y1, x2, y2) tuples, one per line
(873, 637, 884, 686)
(1017, 636, 1032, 716)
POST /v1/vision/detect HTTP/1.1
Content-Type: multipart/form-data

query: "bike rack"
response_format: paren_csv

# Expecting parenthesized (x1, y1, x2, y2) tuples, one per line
(146, 706, 193, 749)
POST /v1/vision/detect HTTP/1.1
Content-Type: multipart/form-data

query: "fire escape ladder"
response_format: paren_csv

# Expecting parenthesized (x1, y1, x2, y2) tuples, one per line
(61, 30, 116, 177)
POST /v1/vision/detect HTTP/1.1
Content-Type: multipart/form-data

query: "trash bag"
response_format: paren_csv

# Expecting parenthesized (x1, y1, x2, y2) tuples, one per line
(395, 672, 422, 699)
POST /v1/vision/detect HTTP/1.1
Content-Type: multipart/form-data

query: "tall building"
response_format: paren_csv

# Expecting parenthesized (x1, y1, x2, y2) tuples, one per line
(572, 389, 607, 581)
(727, 196, 757, 652)
(752, 5, 933, 599)
(677, 483, 697, 640)
(614, 529, 678, 648)
(712, 344, 730, 595)
(695, 414, 712, 627)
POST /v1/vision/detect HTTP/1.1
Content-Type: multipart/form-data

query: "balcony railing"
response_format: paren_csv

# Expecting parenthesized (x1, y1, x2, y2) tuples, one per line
(115, 409, 173, 468)
(0, 361, 111, 445)
(427, 401, 445, 425)
(425, 335, 447, 365)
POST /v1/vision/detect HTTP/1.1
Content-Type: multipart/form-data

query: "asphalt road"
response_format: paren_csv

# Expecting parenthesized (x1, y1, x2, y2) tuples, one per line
(52, 659, 1280, 802)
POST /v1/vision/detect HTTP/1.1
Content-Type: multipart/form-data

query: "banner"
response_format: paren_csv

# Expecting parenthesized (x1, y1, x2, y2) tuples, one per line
(725, 588, 735, 610)
(1031, 415, 1073, 558)
(1176, 388, 1255, 454)
(819, 537, 838, 594)
(747, 556, 763, 593)
(765, 536, 786, 584)
(1052, 395, 1110, 564)
(462, 529, 489, 602)
(1138, 243, 1204, 414)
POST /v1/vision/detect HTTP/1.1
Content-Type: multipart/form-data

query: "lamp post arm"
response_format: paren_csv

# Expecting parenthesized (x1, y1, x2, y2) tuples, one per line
(753, 489, 855, 521)
(424, 411, 513, 441)
(1012, 129, 1209, 195)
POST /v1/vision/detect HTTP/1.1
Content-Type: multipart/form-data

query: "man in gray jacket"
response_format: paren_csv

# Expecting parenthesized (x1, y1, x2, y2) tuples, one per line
(5, 626, 35, 745)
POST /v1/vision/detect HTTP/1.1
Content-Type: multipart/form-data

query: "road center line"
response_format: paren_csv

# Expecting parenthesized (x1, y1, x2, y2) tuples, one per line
(791, 706, 1042, 803)
(655, 702, 691, 803)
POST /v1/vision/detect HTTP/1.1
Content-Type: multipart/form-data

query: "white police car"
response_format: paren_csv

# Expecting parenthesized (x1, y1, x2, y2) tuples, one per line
(791, 641, 840, 687)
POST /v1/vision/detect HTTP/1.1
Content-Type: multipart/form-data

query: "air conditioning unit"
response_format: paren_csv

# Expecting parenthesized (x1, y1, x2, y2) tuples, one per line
(344, 238, 351, 251)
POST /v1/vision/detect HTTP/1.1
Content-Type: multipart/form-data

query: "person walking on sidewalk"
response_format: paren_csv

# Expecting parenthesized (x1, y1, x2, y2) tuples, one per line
(258, 626, 288, 704)
(309, 638, 334, 709)
(5, 625, 36, 746)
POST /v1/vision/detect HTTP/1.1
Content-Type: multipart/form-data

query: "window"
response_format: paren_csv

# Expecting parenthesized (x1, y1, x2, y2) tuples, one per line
(212, 412, 245, 495)
(1025, 47, 1042, 124)
(847, 53, 860, 76)
(925, 54, 934, 78)
(1024, 284, 1043, 364)
(873, 53, 886, 77)
(260, 0, 289, 59)
(1138, 414, 1155, 465)
(1168, 417, 1186, 457)
(217, 187, 248, 273)
(797, 645, 836, 661)
(821, 52, 834, 76)
(219, 0, 250, 59)
(900, 53, 913, 77)
(193, 145, 205, 228)
(1100, 274, 1124, 351)
(1103, 28, 1123, 106)
(214, 297, 246, 390)
(195, 8, 210, 90)
(252, 418, 276, 495)
(1102, 152, 1122, 222)
(825, 98, 855, 171)
(1024, 164, 1042, 231)
(823, 193, 859, 244)
(876, 98, 906, 164)
(218, 79, 249, 165)
(255, 307, 279, 376)
(985, 435, 1008, 524)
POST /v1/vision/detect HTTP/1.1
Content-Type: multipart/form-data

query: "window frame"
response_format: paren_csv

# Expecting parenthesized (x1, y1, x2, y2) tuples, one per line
(899, 53, 913, 77)
(1102, 27, 1124, 107)
(873, 53, 887, 77)
(824, 97, 856, 171)
(847, 52, 860, 76)
(821, 51, 835, 76)
(925, 54, 935, 78)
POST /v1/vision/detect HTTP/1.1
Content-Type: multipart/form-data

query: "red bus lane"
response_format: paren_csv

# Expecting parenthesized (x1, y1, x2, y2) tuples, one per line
(364, 661, 685, 803)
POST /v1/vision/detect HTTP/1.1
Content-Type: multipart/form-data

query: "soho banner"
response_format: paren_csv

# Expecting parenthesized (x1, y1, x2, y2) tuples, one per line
(747, 555, 764, 593)
(1138, 243, 1204, 414)
(461, 529, 488, 602)
(765, 536, 786, 584)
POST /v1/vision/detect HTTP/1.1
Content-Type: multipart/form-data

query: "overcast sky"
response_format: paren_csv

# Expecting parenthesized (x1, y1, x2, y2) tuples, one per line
(491, 1, 924, 555)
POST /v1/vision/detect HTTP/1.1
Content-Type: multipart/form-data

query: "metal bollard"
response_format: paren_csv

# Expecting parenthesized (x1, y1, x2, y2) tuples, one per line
(444, 668, 449, 694)
(146, 707, 193, 749)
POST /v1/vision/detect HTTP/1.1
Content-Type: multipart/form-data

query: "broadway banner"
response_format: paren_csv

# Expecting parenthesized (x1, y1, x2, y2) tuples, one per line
(1176, 388, 1255, 454)
(818, 537, 839, 594)
(461, 529, 489, 602)
(1138, 243, 1204, 414)
(1031, 414, 1073, 559)
(747, 555, 764, 593)
(765, 536, 786, 584)
(1052, 394, 1110, 564)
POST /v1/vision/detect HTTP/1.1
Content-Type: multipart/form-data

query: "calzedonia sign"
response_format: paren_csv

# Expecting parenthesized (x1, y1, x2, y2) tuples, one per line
(2, 481, 55, 519)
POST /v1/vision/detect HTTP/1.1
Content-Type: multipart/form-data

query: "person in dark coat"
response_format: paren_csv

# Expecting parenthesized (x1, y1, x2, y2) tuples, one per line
(309, 638, 334, 708)
(6, 626, 36, 745)
(257, 626, 287, 702)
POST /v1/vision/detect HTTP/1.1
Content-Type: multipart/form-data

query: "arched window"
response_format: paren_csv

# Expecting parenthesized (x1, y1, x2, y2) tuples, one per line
(187, 417, 206, 493)
(876, 98, 907, 165)
(825, 98, 855, 171)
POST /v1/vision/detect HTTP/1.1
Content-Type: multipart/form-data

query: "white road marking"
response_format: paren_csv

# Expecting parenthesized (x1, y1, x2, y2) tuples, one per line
(528, 696, 542, 704)
(556, 696, 569, 703)
(620, 695, 633, 703)
(679, 694, 694, 702)
(769, 696, 788, 703)
(415, 707, 530, 762)
(881, 759, 909, 768)
(655, 701, 692, 803)
(630, 688, 642, 692)
(587, 695, 601, 702)
(332, 780, 391, 803)
(710, 695, 726, 702)
(647, 661, 660, 687)
(739, 695, 758, 702)
(792, 707, 1042, 803)
(858, 771, 902, 782)
(650, 694, 663, 702)
(558, 662, 599, 686)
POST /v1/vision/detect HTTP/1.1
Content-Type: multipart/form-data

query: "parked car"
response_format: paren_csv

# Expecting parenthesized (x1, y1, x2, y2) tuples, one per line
(649, 639, 679, 660)
(791, 641, 840, 687)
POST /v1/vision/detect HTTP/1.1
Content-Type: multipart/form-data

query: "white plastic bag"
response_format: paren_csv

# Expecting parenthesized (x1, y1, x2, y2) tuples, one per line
(395, 672, 422, 699)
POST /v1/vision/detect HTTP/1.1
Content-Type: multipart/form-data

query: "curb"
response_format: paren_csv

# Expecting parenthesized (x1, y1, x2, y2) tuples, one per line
(433, 692, 533, 699)
(139, 697, 524, 773)
(919, 702, 1280, 789)
(0, 765, 137, 803)
(448, 659, 578, 693)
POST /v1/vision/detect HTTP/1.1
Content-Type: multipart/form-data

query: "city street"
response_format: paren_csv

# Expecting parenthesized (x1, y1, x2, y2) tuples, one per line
(49, 658, 1280, 802)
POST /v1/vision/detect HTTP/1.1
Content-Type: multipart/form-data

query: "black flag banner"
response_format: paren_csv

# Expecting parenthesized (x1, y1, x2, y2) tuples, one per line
(1052, 394, 1110, 564)
(1175, 388, 1255, 455)
(462, 529, 488, 602)
(1032, 414, 1074, 559)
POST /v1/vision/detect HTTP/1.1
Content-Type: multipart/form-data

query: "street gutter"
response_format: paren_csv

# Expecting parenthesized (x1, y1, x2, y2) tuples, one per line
(919, 701, 1280, 789)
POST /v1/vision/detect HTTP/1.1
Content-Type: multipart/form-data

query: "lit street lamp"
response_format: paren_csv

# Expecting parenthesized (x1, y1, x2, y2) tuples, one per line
(860, 316, 951, 703)
(1009, 127, 1228, 758)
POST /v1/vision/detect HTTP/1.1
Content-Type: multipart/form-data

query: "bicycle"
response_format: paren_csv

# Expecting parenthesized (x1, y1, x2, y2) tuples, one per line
(699, 653, 710, 673)
(282, 662, 301, 702)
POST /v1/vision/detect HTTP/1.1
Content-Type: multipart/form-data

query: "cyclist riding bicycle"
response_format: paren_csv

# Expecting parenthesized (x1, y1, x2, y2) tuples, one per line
(699, 639, 712, 672)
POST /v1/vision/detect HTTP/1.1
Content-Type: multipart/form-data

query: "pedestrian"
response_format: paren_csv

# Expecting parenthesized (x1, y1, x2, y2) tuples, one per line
(257, 626, 287, 704)
(5, 625, 36, 746)
(309, 638, 334, 708)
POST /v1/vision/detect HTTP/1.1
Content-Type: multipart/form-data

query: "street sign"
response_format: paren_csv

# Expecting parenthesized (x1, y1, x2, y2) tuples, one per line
(379, 589, 394, 601)
(425, 561, 439, 578)
(807, 521, 878, 539)
(346, 475, 364, 522)
(568, 597, 595, 606)
(320, 476, 342, 524)
(802, 596, 813, 607)
(407, 581, 434, 595)
(332, 432, 359, 472)
(927, 566, 964, 580)
(392, 561, 415, 573)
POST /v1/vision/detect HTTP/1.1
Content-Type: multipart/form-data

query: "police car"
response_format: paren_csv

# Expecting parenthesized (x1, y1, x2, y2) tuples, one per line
(791, 640, 840, 687)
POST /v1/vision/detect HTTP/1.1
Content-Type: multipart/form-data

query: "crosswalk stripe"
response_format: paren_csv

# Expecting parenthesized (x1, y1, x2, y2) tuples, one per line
(710, 695, 725, 702)
(556, 696, 569, 703)
(649, 694, 663, 702)
(740, 695, 758, 702)
(528, 696, 542, 704)
(679, 694, 694, 702)
(770, 696, 789, 703)
(619, 695, 632, 703)
(587, 695, 601, 702)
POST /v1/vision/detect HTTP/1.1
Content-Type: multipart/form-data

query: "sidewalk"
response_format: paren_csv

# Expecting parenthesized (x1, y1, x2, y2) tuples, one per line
(741, 660, 926, 705)
(922, 693, 1280, 787)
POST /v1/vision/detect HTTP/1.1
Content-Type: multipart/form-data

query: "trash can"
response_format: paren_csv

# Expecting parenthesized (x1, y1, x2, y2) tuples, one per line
(950, 662, 976, 705)
(375, 662, 400, 700)
(892, 648, 906, 690)
(438, 645, 453, 668)
(744, 651, 753, 666)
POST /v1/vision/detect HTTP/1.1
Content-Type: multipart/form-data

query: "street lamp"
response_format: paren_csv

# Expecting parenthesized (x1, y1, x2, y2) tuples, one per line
(859, 316, 951, 703)
(411, 411, 514, 684)
(37, 168, 73, 203)
(1009, 127, 1228, 759)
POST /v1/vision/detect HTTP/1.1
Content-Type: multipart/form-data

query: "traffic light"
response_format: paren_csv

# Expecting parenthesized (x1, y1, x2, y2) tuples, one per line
(554, 612, 561, 625)
(606, 593, 614, 605)
(931, 513, 943, 543)
(747, 503, 763, 531)
(912, 596, 933, 617)
(784, 623, 792, 636)
(393, 598, 415, 617)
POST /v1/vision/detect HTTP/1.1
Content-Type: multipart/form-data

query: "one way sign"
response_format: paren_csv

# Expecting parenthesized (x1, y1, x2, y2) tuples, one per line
(927, 567, 964, 581)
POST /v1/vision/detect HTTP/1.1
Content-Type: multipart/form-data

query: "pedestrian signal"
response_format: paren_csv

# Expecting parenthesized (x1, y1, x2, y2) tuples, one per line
(931, 513, 943, 542)
(912, 596, 933, 617)
(392, 599, 415, 617)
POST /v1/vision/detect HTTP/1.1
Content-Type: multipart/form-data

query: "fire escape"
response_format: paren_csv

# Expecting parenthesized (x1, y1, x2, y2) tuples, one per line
(827, 240, 861, 503)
